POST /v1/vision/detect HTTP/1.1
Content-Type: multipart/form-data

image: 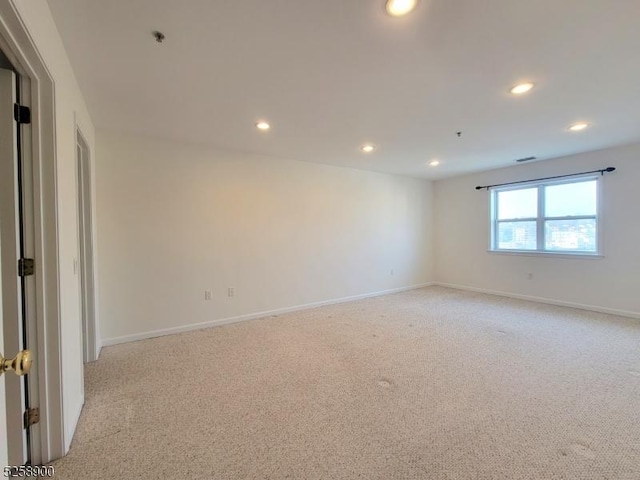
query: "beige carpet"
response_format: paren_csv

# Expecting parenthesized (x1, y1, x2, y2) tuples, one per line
(49, 287, 640, 479)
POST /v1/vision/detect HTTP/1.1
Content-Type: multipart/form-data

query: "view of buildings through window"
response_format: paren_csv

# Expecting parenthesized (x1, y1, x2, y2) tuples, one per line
(492, 178, 598, 253)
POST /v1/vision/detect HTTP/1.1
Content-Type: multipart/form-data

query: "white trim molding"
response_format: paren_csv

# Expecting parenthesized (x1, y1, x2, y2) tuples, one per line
(102, 283, 434, 347)
(64, 397, 84, 452)
(75, 121, 100, 363)
(435, 282, 640, 319)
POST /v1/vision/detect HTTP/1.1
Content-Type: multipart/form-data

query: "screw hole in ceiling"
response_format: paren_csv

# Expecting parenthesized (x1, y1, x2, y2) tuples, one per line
(152, 31, 165, 43)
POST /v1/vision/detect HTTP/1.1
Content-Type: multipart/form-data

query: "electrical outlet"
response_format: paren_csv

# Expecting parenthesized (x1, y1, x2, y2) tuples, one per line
(390, 268, 394, 276)
(527, 273, 533, 280)
(228, 287, 234, 298)
(204, 290, 212, 301)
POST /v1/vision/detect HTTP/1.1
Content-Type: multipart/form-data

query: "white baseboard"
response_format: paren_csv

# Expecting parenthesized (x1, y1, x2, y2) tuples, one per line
(434, 282, 640, 319)
(101, 282, 434, 347)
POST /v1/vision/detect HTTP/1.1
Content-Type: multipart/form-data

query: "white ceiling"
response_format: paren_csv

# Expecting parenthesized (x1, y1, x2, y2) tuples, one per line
(47, 0, 640, 179)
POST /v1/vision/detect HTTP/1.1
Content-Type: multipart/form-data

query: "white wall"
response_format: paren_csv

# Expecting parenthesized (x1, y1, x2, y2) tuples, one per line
(96, 129, 433, 343)
(434, 142, 640, 317)
(11, 1, 96, 449)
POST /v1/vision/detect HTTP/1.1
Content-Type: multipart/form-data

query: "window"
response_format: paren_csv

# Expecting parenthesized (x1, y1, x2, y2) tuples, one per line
(490, 176, 600, 255)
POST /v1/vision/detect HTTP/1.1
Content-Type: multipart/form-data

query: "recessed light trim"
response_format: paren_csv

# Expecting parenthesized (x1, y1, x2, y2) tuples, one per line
(386, 0, 419, 17)
(569, 122, 589, 132)
(256, 121, 270, 131)
(361, 144, 376, 153)
(510, 83, 535, 95)
(429, 160, 440, 167)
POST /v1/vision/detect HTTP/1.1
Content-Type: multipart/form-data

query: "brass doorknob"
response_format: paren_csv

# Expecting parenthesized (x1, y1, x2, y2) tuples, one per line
(0, 350, 32, 377)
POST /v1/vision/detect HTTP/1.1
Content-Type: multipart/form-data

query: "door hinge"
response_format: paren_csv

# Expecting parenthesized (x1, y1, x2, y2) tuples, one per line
(24, 407, 40, 428)
(14, 103, 31, 124)
(18, 258, 35, 277)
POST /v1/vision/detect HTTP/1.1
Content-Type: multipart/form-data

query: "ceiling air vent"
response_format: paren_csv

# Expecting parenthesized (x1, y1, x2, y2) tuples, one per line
(515, 156, 537, 163)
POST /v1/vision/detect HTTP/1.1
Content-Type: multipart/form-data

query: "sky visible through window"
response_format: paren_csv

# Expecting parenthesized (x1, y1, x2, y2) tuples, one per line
(545, 181, 596, 217)
(498, 188, 537, 219)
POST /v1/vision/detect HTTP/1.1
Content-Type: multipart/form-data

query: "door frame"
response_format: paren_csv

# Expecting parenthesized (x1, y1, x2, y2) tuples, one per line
(0, 229, 7, 468)
(75, 126, 99, 364)
(0, 1, 65, 464)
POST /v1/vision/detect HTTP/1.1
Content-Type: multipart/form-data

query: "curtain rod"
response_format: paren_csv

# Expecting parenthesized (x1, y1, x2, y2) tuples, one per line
(475, 167, 616, 191)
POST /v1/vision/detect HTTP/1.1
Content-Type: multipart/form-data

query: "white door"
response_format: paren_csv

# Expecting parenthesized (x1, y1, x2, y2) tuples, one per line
(0, 67, 29, 467)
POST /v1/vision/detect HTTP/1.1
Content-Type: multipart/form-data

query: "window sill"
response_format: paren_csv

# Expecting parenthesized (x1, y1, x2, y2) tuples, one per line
(488, 250, 603, 260)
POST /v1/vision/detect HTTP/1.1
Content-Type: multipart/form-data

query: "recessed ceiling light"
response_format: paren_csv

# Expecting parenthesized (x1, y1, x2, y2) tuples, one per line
(361, 144, 376, 153)
(429, 160, 440, 167)
(256, 121, 270, 131)
(386, 0, 419, 17)
(569, 122, 589, 132)
(510, 83, 535, 95)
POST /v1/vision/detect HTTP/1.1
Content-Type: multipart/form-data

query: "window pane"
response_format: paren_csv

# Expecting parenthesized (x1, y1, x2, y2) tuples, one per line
(545, 219, 597, 252)
(545, 180, 596, 217)
(497, 188, 537, 220)
(497, 221, 537, 250)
